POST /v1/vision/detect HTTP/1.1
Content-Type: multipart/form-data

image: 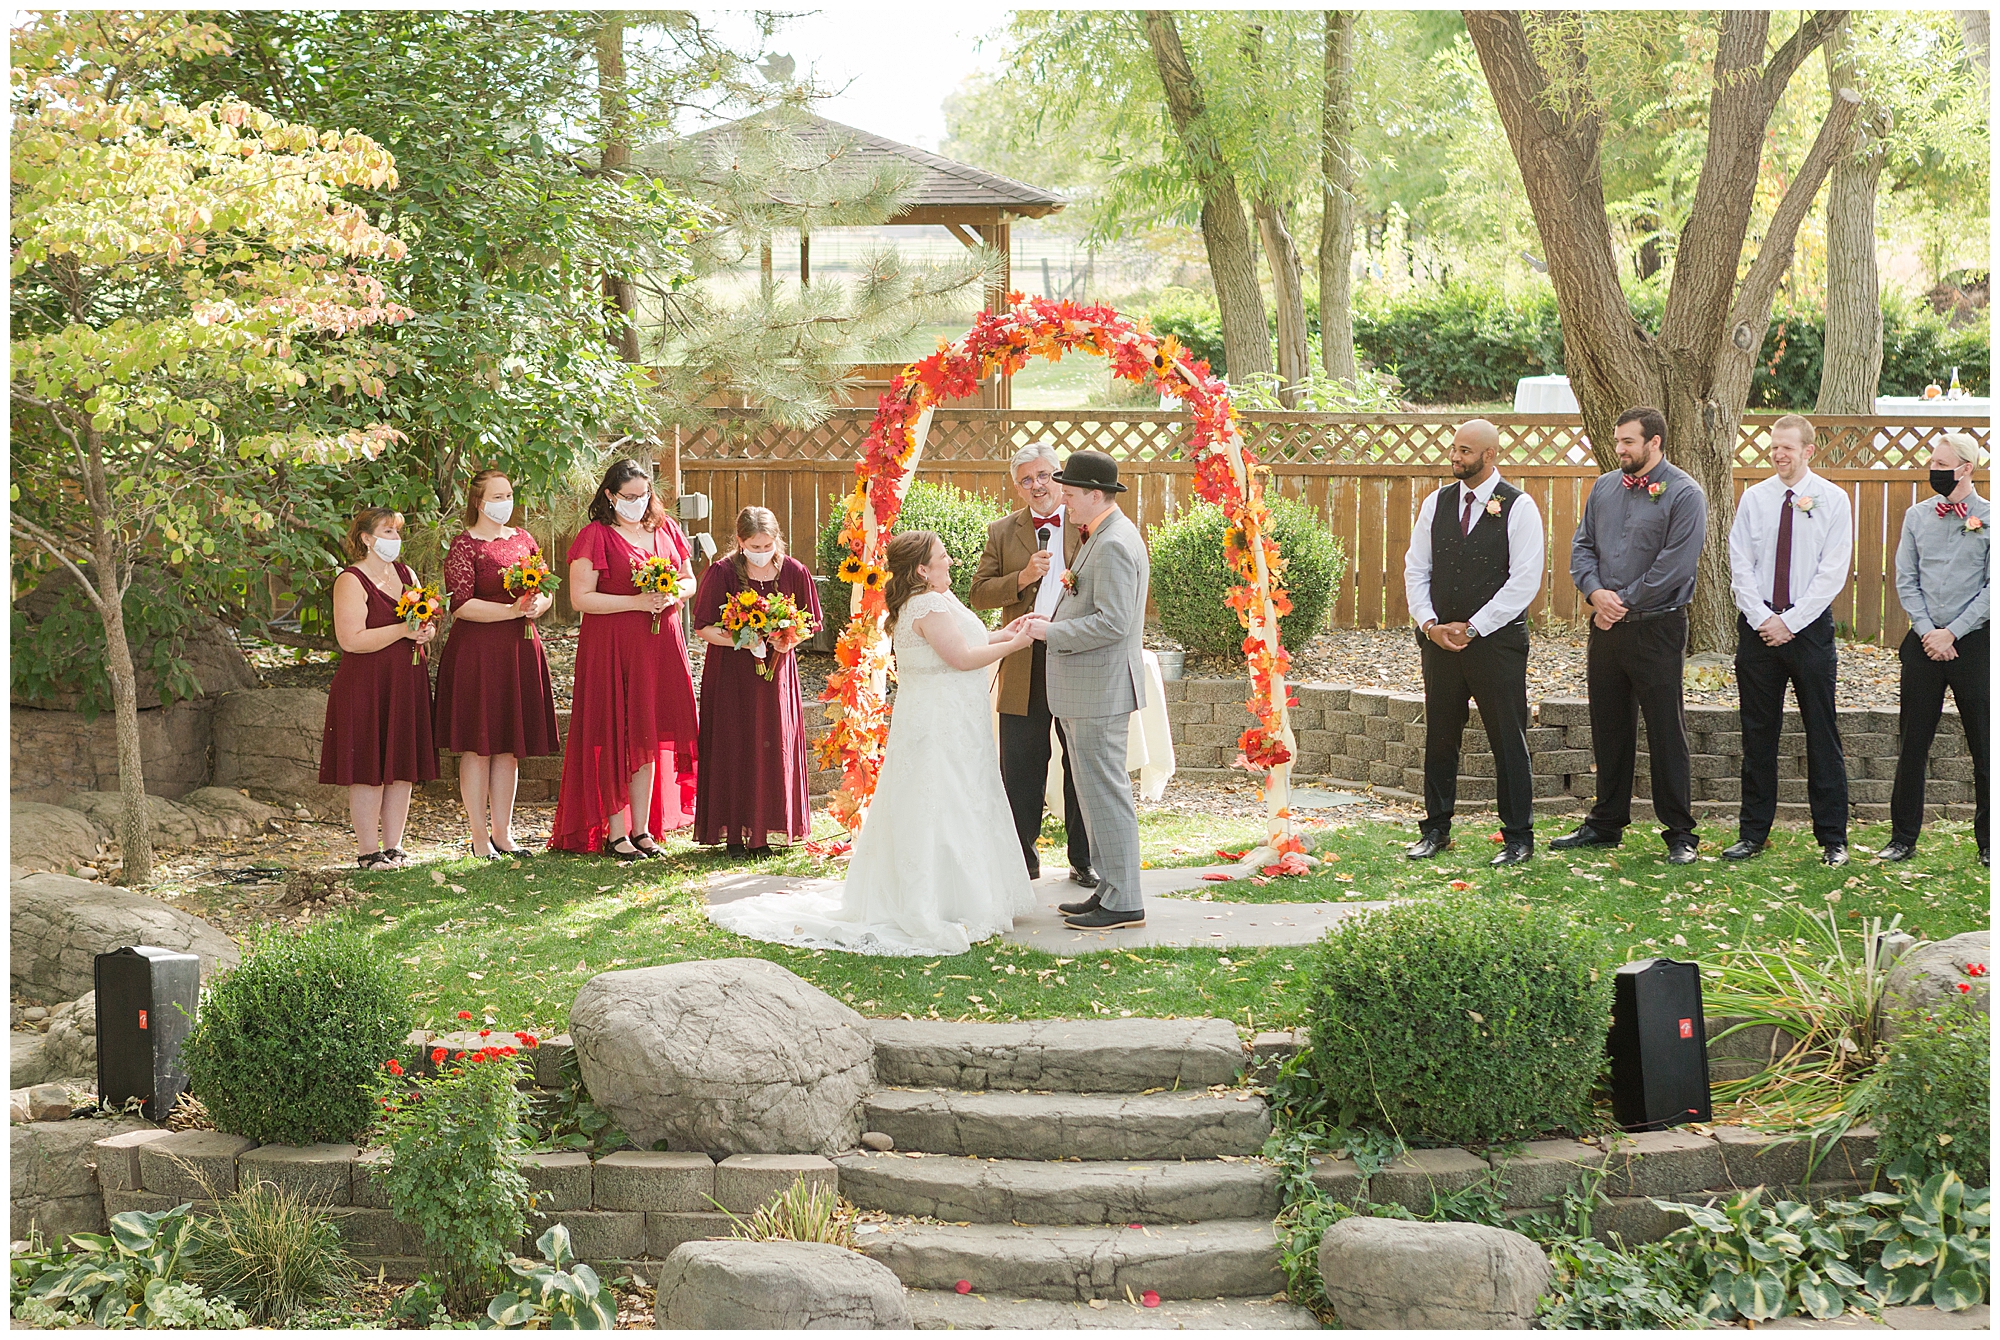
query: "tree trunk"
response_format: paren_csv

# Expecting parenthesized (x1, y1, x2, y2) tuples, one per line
(1141, 10, 1272, 382)
(1255, 197, 1310, 405)
(1634, 217, 1664, 282)
(1956, 10, 1990, 71)
(1816, 22, 1885, 416)
(83, 426, 153, 886)
(1319, 10, 1359, 383)
(597, 14, 641, 364)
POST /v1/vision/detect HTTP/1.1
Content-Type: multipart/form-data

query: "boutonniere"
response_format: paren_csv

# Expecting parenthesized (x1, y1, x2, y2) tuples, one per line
(1484, 498, 1503, 517)
(1963, 515, 1986, 536)
(1646, 481, 1665, 500)
(1792, 494, 1816, 515)
(1060, 569, 1078, 594)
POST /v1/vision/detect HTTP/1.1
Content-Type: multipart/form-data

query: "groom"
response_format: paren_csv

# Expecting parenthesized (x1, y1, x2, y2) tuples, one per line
(1030, 449, 1150, 931)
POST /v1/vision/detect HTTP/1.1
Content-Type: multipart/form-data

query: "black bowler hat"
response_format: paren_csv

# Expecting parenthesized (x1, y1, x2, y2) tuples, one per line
(1051, 449, 1127, 494)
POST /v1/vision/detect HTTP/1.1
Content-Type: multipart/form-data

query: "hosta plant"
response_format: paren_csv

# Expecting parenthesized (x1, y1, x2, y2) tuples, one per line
(1654, 1188, 1875, 1322)
(485, 1224, 616, 1329)
(13, 1204, 247, 1329)
(1854, 1160, 1989, 1312)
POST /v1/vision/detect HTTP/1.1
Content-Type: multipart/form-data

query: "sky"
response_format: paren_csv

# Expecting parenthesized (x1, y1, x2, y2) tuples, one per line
(702, 8, 1005, 151)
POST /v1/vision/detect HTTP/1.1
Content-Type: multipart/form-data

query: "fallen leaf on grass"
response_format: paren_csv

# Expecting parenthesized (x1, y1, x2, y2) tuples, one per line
(1201, 873, 1234, 882)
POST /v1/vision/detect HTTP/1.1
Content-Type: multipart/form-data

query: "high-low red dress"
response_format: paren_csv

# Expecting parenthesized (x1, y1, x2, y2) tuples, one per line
(692, 554, 822, 848)
(319, 562, 440, 786)
(433, 529, 561, 759)
(547, 520, 701, 852)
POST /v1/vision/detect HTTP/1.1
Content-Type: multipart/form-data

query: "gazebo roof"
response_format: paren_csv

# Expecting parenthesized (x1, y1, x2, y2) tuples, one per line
(673, 110, 1066, 226)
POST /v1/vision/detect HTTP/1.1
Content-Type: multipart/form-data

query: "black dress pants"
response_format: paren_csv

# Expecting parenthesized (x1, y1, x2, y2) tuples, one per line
(1734, 612, 1848, 847)
(1890, 626, 1990, 852)
(998, 640, 1091, 876)
(1584, 611, 1697, 846)
(1419, 625, 1534, 844)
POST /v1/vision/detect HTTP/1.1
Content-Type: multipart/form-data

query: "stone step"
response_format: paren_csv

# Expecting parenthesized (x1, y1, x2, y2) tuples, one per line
(858, 1219, 1285, 1301)
(866, 1018, 1244, 1093)
(905, 1290, 1319, 1330)
(834, 1153, 1281, 1225)
(864, 1088, 1270, 1160)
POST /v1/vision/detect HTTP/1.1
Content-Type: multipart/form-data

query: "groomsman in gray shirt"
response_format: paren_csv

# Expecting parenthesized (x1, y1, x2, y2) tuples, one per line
(1552, 406, 1708, 865)
(1879, 432, 1990, 867)
(1723, 414, 1853, 866)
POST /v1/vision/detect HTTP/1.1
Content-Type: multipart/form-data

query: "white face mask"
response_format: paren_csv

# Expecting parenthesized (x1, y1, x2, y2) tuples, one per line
(371, 535, 402, 563)
(482, 497, 514, 525)
(744, 548, 778, 568)
(613, 493, 649, 523)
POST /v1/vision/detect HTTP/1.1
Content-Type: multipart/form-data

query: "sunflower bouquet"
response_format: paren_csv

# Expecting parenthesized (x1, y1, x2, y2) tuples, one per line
(721, 589, 818, 681)
(392, 583, 444, 665)
(500, 551, 559, 640)
(631, 554, 680, 634)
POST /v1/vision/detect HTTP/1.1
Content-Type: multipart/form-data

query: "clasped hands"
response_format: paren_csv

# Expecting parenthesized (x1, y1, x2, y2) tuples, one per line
(1003, 612, 1050, 645)
(1921, 628, 1959, 661)
(512, 593, 554, 621)
(1425, 619, 1473, 651)
(1588, 588, 1628, 631)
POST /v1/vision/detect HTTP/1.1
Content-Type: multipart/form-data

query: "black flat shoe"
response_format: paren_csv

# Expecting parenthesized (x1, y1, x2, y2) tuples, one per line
(1405, 834, 1449, 860)
(491, 843, 529, 858)
(357, 851, 392, 869)
(1821, 845, 1849, 867)
(1550, 826, 1622, 851)
(1722, 839, 1766, 861)
(1063, 905, 1145, 930)
(631, 835, 666, 860)
(1490, 842, 1532, 867)
(1875, 840, 1917, 862)
(603, 837, 644, 863)
(1069, 867, 1099, 889)
(1058, 892, 1101, 917)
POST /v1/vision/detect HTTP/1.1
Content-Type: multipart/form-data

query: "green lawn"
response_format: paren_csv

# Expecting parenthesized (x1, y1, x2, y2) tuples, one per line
(327, 807, 1986, 1039)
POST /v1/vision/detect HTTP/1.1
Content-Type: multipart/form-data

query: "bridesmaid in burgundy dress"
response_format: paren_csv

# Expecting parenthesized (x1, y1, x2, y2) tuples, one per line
(320, 507, 439, 869)
(548, 459, 701, 860)
(693, 506, 823, 854)
(433, 470, 560, 859)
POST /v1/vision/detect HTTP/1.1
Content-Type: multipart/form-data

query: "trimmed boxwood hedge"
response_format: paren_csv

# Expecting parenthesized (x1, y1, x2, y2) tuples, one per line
(1148, 496, 1345, 658)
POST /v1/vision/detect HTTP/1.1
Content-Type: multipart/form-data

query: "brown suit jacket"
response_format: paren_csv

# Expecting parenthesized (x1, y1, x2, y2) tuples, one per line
(969, 507, 1084, 716)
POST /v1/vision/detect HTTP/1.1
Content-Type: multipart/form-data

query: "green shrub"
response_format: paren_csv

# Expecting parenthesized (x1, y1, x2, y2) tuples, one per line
(190, 1179, 357, 1323)
(1148, 497, 1345, 658)
(1352, 282, 1567, 404)
(1141, 286, 1228, 374)
(1872, 999, 1990, 1186)
(179, 926, 412, 1146)
(370, 1041, 533, 1314)
(1305, 898, 1613, 1145)
(815, 478, 1008, 618)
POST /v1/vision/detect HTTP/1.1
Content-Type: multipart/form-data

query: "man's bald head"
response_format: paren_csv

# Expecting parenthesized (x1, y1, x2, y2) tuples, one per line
(1448, 419, 1500, 484)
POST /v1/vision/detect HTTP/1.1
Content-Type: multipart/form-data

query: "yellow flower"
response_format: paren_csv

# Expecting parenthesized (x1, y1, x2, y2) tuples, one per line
(837, 556, 866, 582)
(861, 566, 886, 591)
(747, 611, 769, 630)
(736, 590, 759, 607)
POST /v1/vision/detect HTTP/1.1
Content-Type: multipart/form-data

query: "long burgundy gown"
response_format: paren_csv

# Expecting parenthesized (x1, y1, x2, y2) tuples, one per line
(693, 553, 823, 848)
(319, 562, 440, 786)
(548, 520, 701, 852)
(433, 529, 560, 759)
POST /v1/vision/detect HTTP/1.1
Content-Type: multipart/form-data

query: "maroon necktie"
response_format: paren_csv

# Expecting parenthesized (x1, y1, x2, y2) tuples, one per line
(1461, 489, 1475, 537)
(1771, 489, 1794, 611)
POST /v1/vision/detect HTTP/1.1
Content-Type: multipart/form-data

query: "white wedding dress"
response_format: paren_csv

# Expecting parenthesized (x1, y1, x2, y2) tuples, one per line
(707, 590, 1034, 956)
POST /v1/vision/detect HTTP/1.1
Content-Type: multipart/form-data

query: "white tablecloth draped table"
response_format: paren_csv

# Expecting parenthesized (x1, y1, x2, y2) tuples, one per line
(1870, 397, 1991, 460)
(1513, 375, 1579, 414)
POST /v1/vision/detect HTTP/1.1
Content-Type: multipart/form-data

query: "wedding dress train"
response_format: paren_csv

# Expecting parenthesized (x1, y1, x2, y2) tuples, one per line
(707, 590, 1034, 956)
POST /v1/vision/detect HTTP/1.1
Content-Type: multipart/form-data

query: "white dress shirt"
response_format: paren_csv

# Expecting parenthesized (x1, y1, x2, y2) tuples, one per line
(1727, 470, 1853, 632)
(1029, 504, 1068, 619)
(1405, 472, 1546, 636)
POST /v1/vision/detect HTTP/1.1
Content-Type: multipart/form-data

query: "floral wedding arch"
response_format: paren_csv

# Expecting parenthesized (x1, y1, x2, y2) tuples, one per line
(816, 294, 1307, 866)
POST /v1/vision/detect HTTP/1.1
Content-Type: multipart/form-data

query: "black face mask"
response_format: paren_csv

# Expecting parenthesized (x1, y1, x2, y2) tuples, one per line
(1931, 469, 1961, 497)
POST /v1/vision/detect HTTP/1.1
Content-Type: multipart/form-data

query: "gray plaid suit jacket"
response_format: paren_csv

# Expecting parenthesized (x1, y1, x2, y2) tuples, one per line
(1045, 505, 1150, 719)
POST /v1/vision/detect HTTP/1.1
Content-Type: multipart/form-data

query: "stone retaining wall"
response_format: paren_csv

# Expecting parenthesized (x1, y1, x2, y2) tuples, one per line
(1164, 679, 1975, 824)
(9, 702, 214, 804)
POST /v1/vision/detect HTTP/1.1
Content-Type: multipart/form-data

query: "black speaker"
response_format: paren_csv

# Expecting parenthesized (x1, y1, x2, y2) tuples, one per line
(1606, 957, 1712, 1130)
(95, 945, 201, 1120)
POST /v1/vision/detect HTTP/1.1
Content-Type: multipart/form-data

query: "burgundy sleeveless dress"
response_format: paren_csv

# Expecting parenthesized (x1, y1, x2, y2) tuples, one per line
(547, 520, 701, 851)
(319, 562, 440, 785)
(692, 554, 822, 848)
(432, 529, 560, 758)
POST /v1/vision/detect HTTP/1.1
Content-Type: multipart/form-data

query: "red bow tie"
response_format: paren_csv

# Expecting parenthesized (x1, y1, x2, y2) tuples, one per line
(1031, 513, 1061, 528)
(1938, 500, 1969, 518)
(1076, 522, 1092, 541)
(1623, 473, 1653, 491)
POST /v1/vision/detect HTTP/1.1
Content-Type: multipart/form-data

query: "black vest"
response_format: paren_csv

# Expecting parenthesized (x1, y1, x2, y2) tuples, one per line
(1431, 480, 1524, 627)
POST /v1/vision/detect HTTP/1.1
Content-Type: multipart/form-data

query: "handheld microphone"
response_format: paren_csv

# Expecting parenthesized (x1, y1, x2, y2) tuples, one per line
(1036, 525, 1053, 551)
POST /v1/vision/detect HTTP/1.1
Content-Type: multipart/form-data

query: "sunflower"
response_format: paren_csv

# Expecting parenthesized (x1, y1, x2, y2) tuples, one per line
(735, 590, 760, 608)
(1151, 335, 1184, 375)
(746, 610, 768, 631)
(861, 566, 886, 591)
(837, 555, 866, 583)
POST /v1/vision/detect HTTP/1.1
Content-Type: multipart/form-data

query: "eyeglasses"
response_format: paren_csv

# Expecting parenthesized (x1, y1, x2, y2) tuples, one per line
(1017, 470, 1055, 486)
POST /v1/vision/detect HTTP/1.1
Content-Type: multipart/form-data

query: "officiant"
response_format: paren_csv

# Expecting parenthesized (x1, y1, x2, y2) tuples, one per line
(970, 441, 1095, 887)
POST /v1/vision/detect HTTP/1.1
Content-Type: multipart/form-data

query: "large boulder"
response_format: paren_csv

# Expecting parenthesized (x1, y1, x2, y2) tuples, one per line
(1880, 931, 1990, 1042)
(209, 688, 348, 816)
(570, 959, 874, 1156)
(11, 871, 238, 1003)
(57, 786, 280, 849)
(1317, 1216, 1552, 1330)
(10, 802, 104, 874)
(654, 1240, 911, 1330)
(11, 1033, 54, 1090)
(11, 1113, 158, 1244)
(39, 994, 97, 1087)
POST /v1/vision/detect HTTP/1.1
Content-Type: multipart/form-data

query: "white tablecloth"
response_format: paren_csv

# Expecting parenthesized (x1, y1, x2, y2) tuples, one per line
(990, 650, 1177, 807)
(1871, 397, 1991, 462)
(1513, 375, 1579, 414)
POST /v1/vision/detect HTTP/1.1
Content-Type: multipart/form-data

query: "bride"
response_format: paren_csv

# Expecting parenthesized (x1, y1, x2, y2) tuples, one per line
(707, 529, 1041, 956)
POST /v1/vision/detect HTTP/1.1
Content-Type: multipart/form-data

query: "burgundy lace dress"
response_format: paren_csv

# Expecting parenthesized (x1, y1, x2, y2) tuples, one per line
(433, 529, 560, 758)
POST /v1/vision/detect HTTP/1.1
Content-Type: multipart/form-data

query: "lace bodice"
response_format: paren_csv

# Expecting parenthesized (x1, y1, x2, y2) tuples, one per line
(892, 591, 980, 678)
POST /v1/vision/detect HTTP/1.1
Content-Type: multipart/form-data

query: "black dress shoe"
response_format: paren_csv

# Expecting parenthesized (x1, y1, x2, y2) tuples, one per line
(1721, 839, 1766, 861)
(1059, 891, 1102, 917)
(1665, 843, 1698, 866)
(603, 837, 644, 863)
(1982, 848, 1991, 868)
(1821, 844, 1849, 867)
(1875, 840, 1917, 862)
(1069, 867, 1100, 889)
(1026, 863, 1042, 881)
(1064, 904, 1145, 930)
(1490, 842, 1532, 867)
(1550, 826, 1622, 851)
(1404, 834, 1450, 860)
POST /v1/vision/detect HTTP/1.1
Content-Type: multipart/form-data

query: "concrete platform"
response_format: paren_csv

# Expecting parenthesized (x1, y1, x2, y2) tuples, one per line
(705, 865, 1386, 951)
